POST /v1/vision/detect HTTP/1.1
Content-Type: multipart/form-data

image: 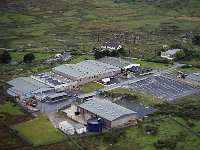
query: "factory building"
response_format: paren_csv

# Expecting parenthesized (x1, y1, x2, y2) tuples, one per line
(52, 60, 121, 86)
(5, 77, 50, 99)
(78, 98, 137, 128)
(98, 56, 140, 70)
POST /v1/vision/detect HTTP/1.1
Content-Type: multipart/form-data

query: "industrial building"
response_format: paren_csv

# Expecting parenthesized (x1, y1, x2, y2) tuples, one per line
(76, 93, 96, 104)
(45, 92, 68, 103)
(161, 49, 181, 59)
(31, 72, 78, 92)
(78, 98, 137, 128)
(5, 77, 51, 99)
(98, 56, 140, 70)
(52, 60, 121, 85)
(6, 58, 135, 100)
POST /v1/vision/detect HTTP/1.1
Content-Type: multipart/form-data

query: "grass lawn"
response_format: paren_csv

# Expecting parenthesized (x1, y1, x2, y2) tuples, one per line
(13, 115, 65, 146)
(110, 87, 161, 106)
(0, 101, 24, 116)
(10, 52, 55, 63)
(127, 59, 173, 70)
(125, 118, 200, 150)
(68, 55, 94, 64)
(75, 117, 200, 150)
(80, 82, 104, 93)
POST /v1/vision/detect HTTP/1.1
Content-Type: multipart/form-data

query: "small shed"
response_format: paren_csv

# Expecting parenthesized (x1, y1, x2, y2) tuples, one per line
(73, 123, 87, 134)
(59, 121, 75, 135)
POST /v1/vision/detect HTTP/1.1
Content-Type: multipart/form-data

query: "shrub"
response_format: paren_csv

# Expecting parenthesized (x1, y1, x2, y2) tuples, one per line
(145, 125, 158, 135)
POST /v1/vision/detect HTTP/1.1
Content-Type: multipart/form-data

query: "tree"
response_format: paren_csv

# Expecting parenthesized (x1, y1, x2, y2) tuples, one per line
(175, 50, 185, 60)
(0, 50, 12, 64)
(118, 47, 126, 56)
(192, 35, 200, 45)
(23, 53, 35, 63)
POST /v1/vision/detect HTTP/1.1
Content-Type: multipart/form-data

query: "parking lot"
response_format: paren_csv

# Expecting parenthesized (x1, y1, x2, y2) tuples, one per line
(128, 75, 199, 101)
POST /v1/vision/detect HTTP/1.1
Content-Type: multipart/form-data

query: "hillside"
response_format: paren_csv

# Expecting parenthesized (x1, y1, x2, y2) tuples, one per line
(0, 0, 200, 57)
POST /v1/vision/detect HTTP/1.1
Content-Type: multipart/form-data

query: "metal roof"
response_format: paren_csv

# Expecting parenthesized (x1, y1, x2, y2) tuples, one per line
(77, 92, 96, 99)
(31, 73, 66, 86)
(6, 77, 50, 96)
(79, 98, 136, 121)
(48, 92, 68, 99)
(165, 49, 181, 55)
(52, 60, 120, 80)
(98, 56, 138, 68)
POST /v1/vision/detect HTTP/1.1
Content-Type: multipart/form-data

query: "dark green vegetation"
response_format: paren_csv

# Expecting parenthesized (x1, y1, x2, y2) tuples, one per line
(23, 53, 35, 63)
(0, 123, 30, 150)
(0, 50, 11, 63)
(94, 48, 125, 59)
(0, 93, 32, 149)
(0, 0, 200, 59)
(153, 93, 200, 120)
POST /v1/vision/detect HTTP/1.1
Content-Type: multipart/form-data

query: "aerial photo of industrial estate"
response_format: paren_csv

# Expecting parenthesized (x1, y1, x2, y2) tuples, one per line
(0, 0, 200, 150)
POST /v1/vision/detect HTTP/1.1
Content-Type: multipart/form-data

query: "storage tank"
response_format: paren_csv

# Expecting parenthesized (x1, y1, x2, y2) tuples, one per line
(87, 118, 102, 132)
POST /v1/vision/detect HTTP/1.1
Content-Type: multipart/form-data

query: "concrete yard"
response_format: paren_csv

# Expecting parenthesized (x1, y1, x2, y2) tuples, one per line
(127, 75, 199, 101)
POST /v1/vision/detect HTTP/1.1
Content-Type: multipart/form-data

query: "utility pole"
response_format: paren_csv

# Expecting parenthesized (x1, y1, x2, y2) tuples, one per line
(97, 33, 100, 42)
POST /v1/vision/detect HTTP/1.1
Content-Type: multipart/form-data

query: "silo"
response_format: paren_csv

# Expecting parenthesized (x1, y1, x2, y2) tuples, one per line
(87, 118, 102, 132)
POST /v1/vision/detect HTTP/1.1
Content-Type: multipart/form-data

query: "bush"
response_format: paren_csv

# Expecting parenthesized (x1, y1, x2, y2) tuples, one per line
(145, 125, 158, 135)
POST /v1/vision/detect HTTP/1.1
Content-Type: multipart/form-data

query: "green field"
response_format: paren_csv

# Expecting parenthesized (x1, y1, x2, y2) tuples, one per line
(13, 115, 65, 145)
(128, 59, 173, 70)
(80, 82, 104, 93)
(72, 117, 200, 150)
(0, 101, 24, 116)
(110, 87, 161, 106)
(10, 52, 55, 63)
(0, 0, 199, 58)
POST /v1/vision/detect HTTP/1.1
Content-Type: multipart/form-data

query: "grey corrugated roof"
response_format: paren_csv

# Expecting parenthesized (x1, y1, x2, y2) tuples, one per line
(98, 57, 135, 68)
(77, 93, 96, 99)
(79, 98, 136, 121)
(78, 60, 120, 74)
(52, 60, 120, 80)
(48, 92, 68, 99)
(6, 77, 50, 96)
(165, 49, 181, 55)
